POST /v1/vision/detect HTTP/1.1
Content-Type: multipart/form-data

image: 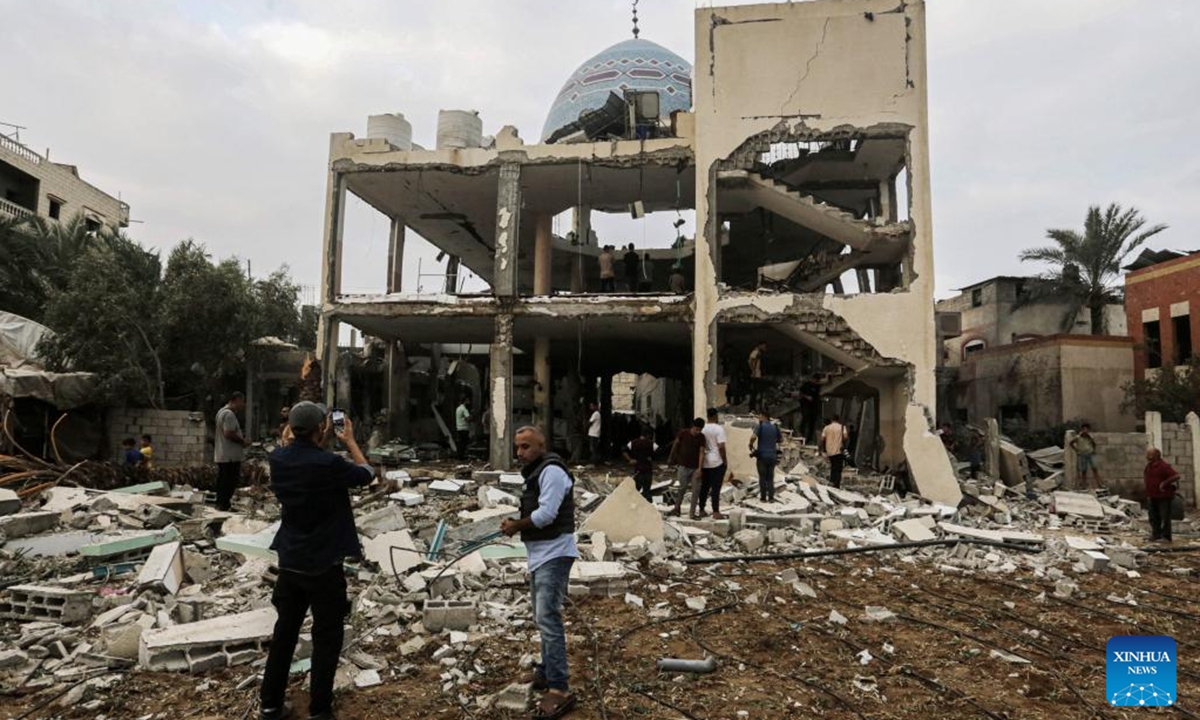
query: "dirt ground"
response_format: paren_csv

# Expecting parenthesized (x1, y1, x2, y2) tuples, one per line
(4, 541, 1199, 720)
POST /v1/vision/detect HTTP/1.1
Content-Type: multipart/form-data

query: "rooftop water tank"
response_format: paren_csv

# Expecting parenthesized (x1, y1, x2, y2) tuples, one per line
(366, 113, 413, 150)
(436, 110, 483, 149)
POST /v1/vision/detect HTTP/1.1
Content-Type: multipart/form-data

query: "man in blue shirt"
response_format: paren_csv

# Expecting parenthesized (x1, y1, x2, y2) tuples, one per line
(259, 402, 375, 720)
(501, 426, 579, 719)
(748, 410, 783, 503)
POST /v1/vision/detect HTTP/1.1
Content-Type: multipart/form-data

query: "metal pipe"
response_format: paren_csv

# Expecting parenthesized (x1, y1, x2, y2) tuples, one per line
(656, 656, 717, 674)
(684, 538, 1043, 565)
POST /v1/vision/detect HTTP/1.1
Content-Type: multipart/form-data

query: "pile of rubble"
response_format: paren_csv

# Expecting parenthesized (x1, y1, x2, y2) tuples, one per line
(0, 429, 1189, 716)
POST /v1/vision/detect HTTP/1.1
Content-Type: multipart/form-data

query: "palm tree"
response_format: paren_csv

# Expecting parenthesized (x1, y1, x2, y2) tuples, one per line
(1019, 203, 1167, 335)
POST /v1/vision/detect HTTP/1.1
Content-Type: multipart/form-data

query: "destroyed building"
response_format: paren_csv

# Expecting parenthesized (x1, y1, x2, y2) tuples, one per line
(316, 0, 959, 504)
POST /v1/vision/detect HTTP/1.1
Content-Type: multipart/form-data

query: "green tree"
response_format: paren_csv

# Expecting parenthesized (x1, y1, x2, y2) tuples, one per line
(39, 236, 164, 407)
(0, 215, 50, 320)
(250, 267, 302, 343)
(1122, 359, 1200, 423)
(1019, 203, 1168, 334)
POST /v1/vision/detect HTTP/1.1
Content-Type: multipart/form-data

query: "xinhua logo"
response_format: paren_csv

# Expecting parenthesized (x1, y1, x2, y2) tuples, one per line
(1107, 636, 1177, 707)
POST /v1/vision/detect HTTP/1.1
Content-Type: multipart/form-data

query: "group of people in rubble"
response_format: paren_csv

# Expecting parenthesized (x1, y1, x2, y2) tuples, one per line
(596, 242, 687, 294)
(190, 380, 1183, 720)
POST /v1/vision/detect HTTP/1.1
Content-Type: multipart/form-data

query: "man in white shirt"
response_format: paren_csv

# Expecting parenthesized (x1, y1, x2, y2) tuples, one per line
(820, 414, 849, 488)
(700, 408, 729, 520)
(587, 403, 602, 463)
(454, 396, 472, 461)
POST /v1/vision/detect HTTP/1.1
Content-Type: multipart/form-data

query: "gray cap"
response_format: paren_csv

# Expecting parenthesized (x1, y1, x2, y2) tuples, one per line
(288, 401, 327, 435)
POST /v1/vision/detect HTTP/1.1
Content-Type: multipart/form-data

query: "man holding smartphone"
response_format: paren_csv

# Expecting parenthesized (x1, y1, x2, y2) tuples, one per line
(259, 402, 374, 720)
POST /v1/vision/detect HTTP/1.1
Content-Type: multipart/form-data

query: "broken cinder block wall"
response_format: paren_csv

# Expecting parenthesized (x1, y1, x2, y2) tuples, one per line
(691, 0, 959, 505)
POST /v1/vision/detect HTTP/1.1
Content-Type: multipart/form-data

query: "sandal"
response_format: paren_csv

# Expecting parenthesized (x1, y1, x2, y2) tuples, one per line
(533, 691, 576, 719)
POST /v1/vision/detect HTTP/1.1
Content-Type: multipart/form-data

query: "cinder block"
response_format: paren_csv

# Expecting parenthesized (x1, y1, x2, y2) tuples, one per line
(139, 606, 276, 672)
(1080, 550, 1109, 573)
(0, 585, 94, 623)
(137, 541, 185, 595)
(422, 599, 477, 632)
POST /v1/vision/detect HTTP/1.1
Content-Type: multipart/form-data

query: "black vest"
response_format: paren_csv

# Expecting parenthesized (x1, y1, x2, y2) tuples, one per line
(519, 452, 576, 543)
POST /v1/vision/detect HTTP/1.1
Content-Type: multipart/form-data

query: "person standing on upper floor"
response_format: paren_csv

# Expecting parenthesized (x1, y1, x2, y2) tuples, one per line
(501, 426, 579, 720)
(214, 391, 250, 511)
(623, 243, 640, 293)
(820, 414, 849, 489)
(455, 396, 472, 462)
(747, 341, 768, 410)
(700, 408, 729, 520)
(748, 410, 783, 503)
(259, 403, 380, 720)
(1144, 447, 1181, 544)
(587, 402, 602, 463)
(1070, 423, 1102, 491)
(638, 252, 654, 292)
(622, 426, 659, 502)
(598, 245, 616, 293)
(667, 418, 706, 519)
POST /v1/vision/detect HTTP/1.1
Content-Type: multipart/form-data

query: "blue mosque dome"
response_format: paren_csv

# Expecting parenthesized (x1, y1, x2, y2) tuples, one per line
(541, 38, 693, 142)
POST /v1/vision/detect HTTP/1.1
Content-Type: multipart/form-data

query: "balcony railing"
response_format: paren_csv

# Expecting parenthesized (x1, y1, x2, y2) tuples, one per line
(0, 135, 44, 165)
(0, 197, 35, 221)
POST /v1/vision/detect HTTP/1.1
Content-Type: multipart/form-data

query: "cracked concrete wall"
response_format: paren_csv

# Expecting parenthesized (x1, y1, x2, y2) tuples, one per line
(694, 0, 958, 504)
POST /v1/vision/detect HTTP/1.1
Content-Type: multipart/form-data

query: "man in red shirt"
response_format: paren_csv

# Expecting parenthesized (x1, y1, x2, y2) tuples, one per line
(1144, 447, 1181, 544)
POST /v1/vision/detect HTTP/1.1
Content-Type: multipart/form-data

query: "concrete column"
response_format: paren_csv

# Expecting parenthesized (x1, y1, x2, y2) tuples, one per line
(692, 178, 719, 417)
(493, 163, 522, 297)
(1063, 429, 1078, 489)
(387, 339, 410, 440)
(444, 255, 460, 294)
(855, 268, 872, 294)
(533, 213, 553, 296)
(571, 206, 591, 293)
(984, 417, 1000, 479)
(599, 374, 613, 457)
(534, 336, 551, 440)
(387, 220, 405, 293)
(488, 313, 515, 470)
(317, 170, 347, 407)
(1146, 410, 1163, 450)
(1187, 412, 1199, 507)
(878, 179, 892, 222)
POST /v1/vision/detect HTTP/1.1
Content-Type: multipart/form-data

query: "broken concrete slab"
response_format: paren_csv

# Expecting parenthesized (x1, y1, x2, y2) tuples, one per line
(80, 527, 182, 559)
(214, 525, 278, 561)
(733, 529, 765, 552)
(136, 541, 185, 595)
(357, 505, 408, 539)
(891, 518, 936, 542)
(139, 606, 276, 672)
(0, 488, 20, 515)
(4, 529, 101, 557)
(0, 510, 60, 539)
(1052, 491, 1105, 519)
(1080, 550, 1109, 573)
(580, 477, 665, 544)
(388, 490, 425, 506)
(112, 481, 170, 496)
(361, 529, 420, 573)
(0, 585, 94, 624)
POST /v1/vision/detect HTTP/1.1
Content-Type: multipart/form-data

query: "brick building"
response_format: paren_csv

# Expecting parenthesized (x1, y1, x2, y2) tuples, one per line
(1124, 248, 1200, 381)
(0, 133, 129, 230)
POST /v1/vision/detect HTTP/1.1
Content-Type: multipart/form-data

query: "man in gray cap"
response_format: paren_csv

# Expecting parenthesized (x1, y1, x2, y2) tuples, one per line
(259, 402, 374, 720)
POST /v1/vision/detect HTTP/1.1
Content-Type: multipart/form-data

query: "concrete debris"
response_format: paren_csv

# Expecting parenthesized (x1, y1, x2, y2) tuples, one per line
(580, 478, 665, 543)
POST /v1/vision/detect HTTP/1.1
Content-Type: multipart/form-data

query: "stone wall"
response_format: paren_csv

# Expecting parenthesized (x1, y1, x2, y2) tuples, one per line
(108, 409, 208, 467)
(1064, 412, 1198, 506)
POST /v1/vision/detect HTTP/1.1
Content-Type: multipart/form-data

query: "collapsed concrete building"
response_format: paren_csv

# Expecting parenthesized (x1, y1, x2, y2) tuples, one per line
(316, 0, 959, 504)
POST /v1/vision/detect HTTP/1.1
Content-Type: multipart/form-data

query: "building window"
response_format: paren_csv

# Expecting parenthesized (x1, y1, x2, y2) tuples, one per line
(1174, 315, 1193, 365)
(971, 288, 983, 307)
(48, 197, 62, 220)
(84, 217, 101, 234)
(963, 339, 986, 359)
(1144, 320, 1162, 369)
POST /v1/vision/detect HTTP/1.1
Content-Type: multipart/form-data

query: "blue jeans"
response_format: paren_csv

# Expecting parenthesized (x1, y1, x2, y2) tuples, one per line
(530, 556, 574, 692)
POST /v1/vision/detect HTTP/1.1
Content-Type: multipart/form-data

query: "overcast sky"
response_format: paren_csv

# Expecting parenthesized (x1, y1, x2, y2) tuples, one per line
(3, 0, 1196, 301)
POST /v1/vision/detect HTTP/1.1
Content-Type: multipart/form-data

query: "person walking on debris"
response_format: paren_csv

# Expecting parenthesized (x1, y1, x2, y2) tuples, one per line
(747, 341, 767, 411)
(1070, 423, 1102, 491)
(623, 426, 658, 501)
(799, 374, 822, 443)
(214, 391, 250, 511)
(598, 245, 616, 293)
(700, 408, 730, 519)
(668, 418, 706, 518)
(501, 426, 579, 719)
(1144, 447, 1181, 544)
(623, 243, 640, 293)
(749, 410, 782, 503)
(455, 395, 472, 461)
(587, 403, 602, 462)
(260, 402, 378, 720)
(820, 414, 849, 489)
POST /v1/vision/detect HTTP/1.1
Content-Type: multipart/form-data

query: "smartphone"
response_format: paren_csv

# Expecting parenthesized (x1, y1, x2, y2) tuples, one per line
(331, 409, 346, 430)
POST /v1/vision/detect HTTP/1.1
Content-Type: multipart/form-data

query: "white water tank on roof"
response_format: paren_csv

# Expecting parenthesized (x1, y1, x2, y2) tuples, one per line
(436, 110, 483, 149)
(366, 113, 413, 150)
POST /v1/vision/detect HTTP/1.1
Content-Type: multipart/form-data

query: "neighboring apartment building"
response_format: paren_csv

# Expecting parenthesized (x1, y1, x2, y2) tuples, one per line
(1124, 248, 1200, 381)
(937, 275, 1134, 430)
(0, 133, 129, 230)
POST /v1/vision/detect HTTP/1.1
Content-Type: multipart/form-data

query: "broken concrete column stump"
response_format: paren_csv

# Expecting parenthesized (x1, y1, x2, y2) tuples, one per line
(422, 599, 478, 632)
